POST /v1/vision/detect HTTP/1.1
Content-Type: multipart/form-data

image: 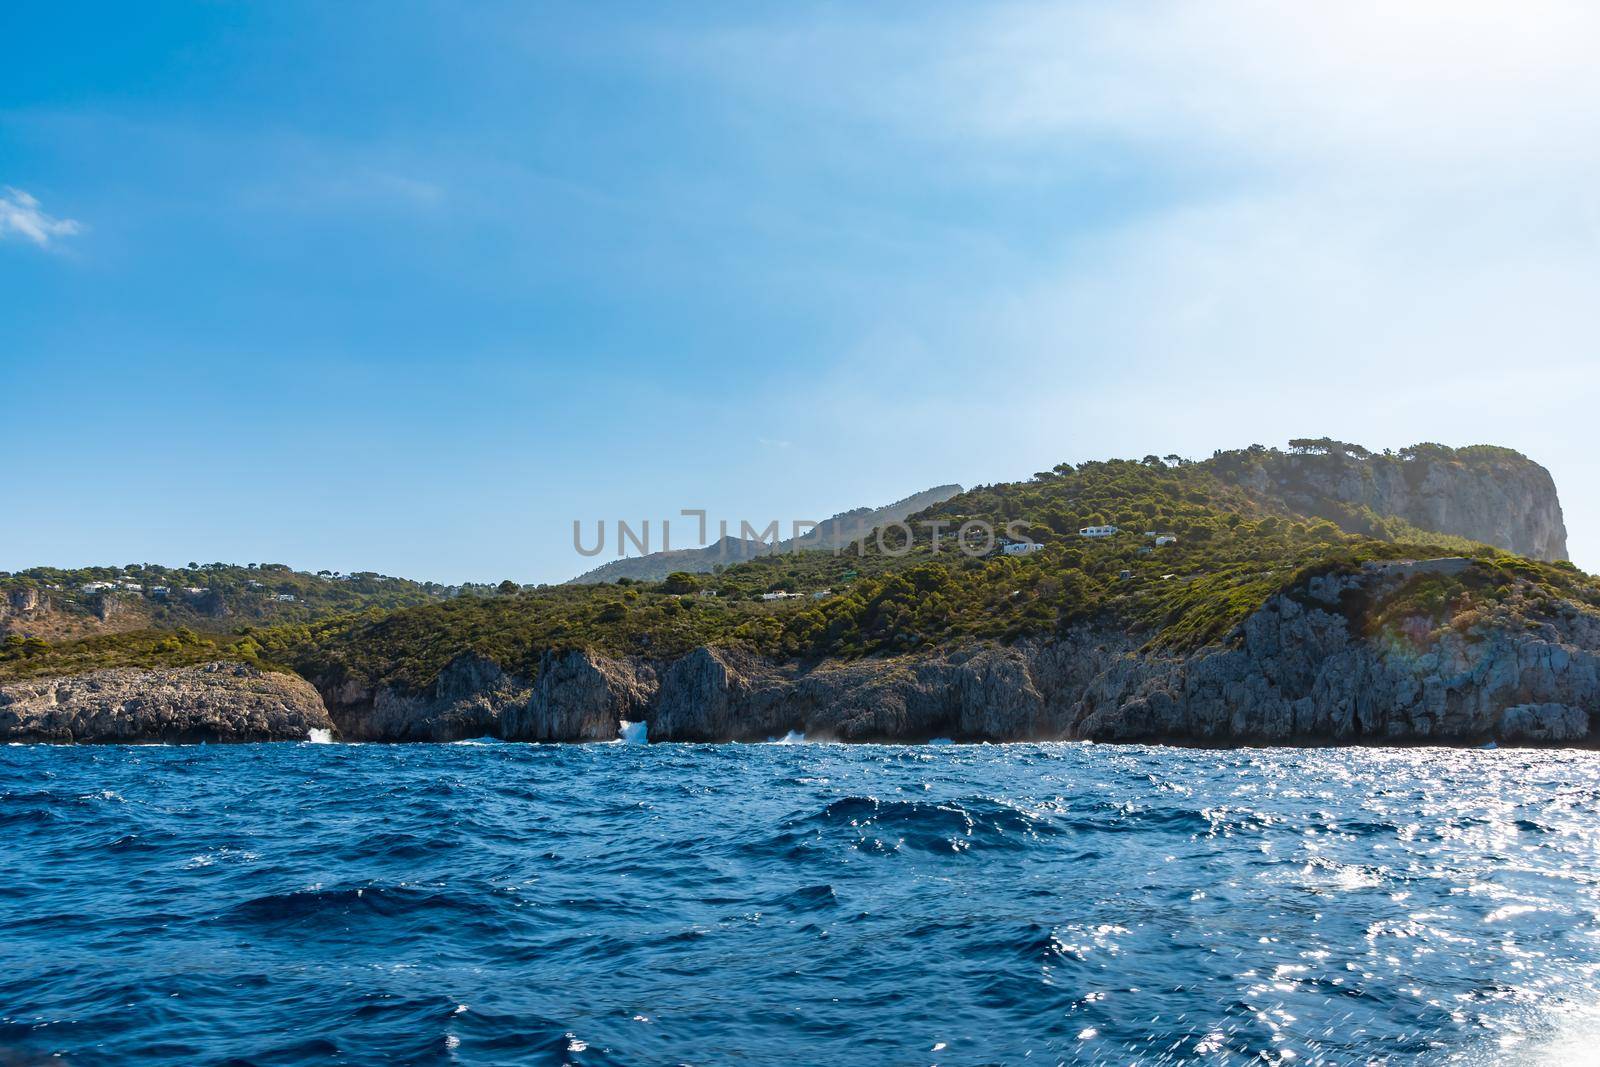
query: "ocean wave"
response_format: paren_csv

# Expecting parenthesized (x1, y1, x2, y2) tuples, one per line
(1, 743, 1596, 1065)
(793, 795, 1064, 853)
(221, 884, 473, 926)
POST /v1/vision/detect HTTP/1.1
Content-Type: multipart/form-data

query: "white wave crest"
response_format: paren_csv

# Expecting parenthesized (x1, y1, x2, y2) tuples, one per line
(307, 728, 334, 744)
(617, 720, 648, 745)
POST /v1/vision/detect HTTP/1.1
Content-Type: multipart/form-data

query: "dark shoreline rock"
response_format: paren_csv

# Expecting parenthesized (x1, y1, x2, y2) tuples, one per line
(0, 662, 333, 744)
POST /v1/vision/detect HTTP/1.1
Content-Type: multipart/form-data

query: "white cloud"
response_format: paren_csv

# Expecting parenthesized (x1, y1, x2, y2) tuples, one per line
(0, 187, 81, 247)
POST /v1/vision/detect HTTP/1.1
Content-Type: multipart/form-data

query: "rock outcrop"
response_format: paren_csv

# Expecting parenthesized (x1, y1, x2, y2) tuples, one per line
(323, 649, 657, 743)
(0, 662, 333, 743)
(1067, 566, 1600, 745)
(5, 587, 49, 615)
(1233, 446, 1568, 561)
(502, 649, 655, 742)
(326, 652, 528, 742)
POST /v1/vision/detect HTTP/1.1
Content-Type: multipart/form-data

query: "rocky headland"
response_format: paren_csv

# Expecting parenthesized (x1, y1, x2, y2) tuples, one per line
(309, 558, 1597, 747)
(0, 662, 333, 744)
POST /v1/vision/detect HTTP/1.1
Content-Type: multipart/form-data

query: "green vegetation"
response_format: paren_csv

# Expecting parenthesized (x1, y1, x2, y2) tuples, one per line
(0, 627, 259, 678)
(3, 445, 1594, 692)
(0, 562, 457, 635)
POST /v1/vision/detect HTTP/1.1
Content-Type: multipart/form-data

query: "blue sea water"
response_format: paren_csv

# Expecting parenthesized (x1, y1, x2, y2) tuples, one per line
(2, 742, 1599, 1066)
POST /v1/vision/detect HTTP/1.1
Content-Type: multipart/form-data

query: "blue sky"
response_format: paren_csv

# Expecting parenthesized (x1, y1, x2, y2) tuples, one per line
(4, 1, 1597, 584)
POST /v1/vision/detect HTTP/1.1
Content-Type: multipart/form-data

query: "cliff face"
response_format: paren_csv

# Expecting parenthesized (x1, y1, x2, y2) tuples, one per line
(1068, 561, 1600, 745)
(1233, 446, 1569, 561)
(0, 662, 333, 743)
(321, 557, 1598, 747)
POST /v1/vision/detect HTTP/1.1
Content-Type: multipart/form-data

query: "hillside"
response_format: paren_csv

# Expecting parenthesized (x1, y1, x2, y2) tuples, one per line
(0, 562, 456, 644)
(3, 441, 1595, 748)
(568, 484, 963, 584)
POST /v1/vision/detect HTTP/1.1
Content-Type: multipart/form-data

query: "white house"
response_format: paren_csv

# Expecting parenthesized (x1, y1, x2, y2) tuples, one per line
(80, 581, 115, 594)
(761, 591, 801, 601)
(1078, 525, 1119, 538)
(1001, 541, 1044, 556)
(272, 593, 297, 602)
(1154, 535, 1178, 546)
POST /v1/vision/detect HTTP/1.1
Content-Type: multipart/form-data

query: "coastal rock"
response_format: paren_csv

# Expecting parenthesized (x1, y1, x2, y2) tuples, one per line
(501, 649, 656, 742)
(1065, 565, 1600, 746)
(330, 652, 528, 742)
(0, 662, 333, 744)
(1498, 703, 1590, 743)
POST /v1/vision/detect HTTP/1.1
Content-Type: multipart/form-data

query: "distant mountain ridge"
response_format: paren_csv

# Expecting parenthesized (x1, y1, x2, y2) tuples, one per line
(568, 484, 964, 584)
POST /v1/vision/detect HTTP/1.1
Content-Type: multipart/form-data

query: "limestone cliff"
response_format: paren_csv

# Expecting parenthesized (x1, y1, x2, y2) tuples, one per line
(1220, 444, 1568, 561)
(0, 662, 333, 744)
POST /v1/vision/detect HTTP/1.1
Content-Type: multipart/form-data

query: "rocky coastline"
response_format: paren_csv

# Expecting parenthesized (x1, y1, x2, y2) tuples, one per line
(6, 559, 1595, 748)
(0, 662, 332, 744)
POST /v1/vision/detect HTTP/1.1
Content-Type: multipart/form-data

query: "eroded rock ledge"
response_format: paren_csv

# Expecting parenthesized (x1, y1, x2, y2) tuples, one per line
(0, 662, 333, 744)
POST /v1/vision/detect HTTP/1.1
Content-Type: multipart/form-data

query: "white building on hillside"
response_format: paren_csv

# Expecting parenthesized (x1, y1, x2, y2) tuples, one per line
(1079, 525, 1119, 538)
(1001, 541, 1044, 556)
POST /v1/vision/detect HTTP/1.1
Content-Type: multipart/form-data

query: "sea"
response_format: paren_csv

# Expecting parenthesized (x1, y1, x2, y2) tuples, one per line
(2, 739, 1598, 1066)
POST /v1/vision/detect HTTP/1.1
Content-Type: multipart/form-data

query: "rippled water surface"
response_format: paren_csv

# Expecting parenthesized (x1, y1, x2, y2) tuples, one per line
(3, 742, 1599, 1065)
